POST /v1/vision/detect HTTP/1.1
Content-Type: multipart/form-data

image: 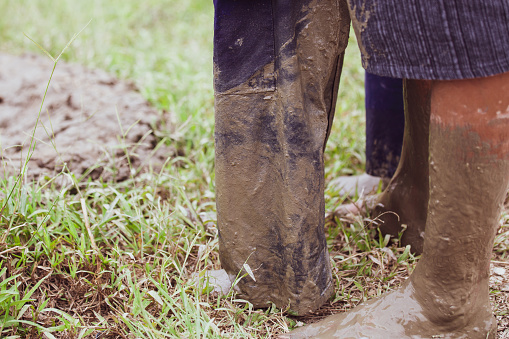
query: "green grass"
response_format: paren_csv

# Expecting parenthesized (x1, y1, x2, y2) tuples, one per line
(0, 1, 507, 338)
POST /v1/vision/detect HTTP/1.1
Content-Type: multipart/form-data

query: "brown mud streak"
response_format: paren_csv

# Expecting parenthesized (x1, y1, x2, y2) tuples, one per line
(214, 0, 350, 314)
(373, 79, 431, 254)
(411, 71, 509, 333)
(347, 0, 374, 69)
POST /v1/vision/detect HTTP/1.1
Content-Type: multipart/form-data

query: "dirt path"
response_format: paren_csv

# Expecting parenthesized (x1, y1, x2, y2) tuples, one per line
(0, 53, 170, 182)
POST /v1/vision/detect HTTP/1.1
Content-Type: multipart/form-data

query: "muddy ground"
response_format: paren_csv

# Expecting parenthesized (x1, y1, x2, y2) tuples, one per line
(0, 53, 171, 182)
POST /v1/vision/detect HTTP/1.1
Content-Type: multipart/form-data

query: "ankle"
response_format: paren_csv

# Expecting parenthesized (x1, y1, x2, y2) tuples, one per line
(411, 270, 491, 330)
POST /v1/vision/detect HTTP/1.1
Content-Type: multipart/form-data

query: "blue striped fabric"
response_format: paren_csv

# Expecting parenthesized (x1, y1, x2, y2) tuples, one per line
(349, 0, 509, 80)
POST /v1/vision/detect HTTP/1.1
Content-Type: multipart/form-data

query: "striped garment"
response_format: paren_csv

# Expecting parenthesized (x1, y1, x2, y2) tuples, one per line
(349, 0, 509, 79)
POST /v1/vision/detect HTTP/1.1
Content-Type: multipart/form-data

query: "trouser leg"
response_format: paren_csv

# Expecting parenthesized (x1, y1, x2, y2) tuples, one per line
(213, 0, 350, 314)
(364, 72, 404, 179)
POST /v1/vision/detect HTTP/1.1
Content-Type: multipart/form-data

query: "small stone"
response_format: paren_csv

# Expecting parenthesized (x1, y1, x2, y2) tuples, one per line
(493, 267, 507, 276)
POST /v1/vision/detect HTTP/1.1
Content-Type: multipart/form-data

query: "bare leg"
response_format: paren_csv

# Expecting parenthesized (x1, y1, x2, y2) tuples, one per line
(374, 80, 431, 254)
(285, 72, 509, 338)
(334, 80, 430, 254)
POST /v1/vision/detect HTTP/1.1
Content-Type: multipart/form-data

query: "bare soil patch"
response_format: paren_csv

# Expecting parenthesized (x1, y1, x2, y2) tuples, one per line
(0, 53, 170, 181)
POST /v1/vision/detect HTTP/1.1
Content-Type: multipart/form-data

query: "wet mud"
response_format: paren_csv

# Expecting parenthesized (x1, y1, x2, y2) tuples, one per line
(0, 53, 171, 181)
(284, 73, 509, 338)
(282, 280, 496, 339)
(373, 80, 431, 254)
(214, 0, 350, 314)
(411, 72, 509, 333)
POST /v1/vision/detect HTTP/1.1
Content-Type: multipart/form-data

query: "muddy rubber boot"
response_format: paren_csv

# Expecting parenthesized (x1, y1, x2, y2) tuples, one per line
(283, 72, 509, 338)
(213, 0, 350, 314)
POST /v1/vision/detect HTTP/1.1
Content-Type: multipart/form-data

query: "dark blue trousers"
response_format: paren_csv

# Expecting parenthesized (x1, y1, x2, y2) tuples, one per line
(213, 0, 404, 314)
(365, 72, 404, 179)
